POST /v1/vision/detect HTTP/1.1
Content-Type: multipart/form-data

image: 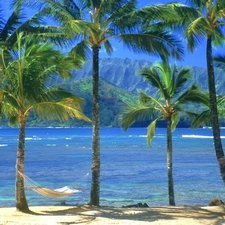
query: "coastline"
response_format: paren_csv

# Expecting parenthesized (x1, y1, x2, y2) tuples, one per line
(1, 205, 225, 225)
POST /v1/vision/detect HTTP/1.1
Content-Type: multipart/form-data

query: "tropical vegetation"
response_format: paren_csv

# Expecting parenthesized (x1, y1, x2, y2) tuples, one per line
(120, 60, 208, 205)
(0, 1, 64, 49)
(1, 0, 225, 208)
(139, 0, 225, 198)
(17, 0, 185, 206)
(0, 33, 90, 212)
(174, 0, 225, 192)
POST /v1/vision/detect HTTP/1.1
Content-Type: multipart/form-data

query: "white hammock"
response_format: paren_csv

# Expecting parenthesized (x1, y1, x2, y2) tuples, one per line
(18, 171, 82, 198)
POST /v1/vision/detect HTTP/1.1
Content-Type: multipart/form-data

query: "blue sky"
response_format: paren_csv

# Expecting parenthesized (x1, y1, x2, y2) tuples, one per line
(100, 39, 208, 69)
(100, 0, 208, 68)
(4, 0, 225, 69)
(100, 0, 224, 69)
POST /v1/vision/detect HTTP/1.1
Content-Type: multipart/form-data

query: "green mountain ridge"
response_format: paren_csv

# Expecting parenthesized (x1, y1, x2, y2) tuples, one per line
(59, 76, 138, 127)
(9, 76, 138, 128)
(73, 58, 225, 95)
(2, 58, 224, 128)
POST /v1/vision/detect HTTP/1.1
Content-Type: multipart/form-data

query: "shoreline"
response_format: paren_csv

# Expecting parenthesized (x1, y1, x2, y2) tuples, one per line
(1, 205, 225, 225)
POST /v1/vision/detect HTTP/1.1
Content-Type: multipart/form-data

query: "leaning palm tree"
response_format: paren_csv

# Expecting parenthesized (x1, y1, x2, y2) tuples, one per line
(19, 0, 185, 206)
(168, 0, 225, 186)
(120, 60, 208, 206)
(0, 33, 90, 212)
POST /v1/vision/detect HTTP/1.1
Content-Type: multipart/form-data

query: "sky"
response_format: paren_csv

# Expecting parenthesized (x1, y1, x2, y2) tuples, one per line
(99, 0, 205, 68)
(99, 0, 223, 69)
(4, 0, 225, 69)
(101, 39, 208, 69)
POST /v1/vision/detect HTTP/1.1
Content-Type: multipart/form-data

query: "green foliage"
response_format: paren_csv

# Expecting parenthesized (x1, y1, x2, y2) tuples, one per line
(5, 76, 138, 127)
(120, 60, 208, 143)
(60, 77, 138, 127)
(0, 33, 90, 127)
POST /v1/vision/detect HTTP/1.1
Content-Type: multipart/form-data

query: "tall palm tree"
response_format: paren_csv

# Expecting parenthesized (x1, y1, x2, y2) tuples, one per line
(166, 0, 225, 186)
(120, 60, 208, 206)
(20, 0, 185, 206)
(0, 33, 90, 212)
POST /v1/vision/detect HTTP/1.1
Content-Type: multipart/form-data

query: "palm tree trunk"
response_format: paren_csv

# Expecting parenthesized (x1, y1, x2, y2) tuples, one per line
(15, 115, 29, 212)
(90, 46, 100, 206)
(206, 36, 225, 184)
(167, 117, 175, 206)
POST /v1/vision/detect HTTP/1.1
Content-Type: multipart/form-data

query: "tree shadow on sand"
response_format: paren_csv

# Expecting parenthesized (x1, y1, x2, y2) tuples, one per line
(34, 205, 225, 225)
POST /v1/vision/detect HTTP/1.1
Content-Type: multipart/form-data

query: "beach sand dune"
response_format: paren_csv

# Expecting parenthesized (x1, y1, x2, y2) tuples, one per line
(0, 205, 225, 225)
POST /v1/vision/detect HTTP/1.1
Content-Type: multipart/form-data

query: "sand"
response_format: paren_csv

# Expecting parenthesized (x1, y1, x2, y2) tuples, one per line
(0, 205, 225, 225)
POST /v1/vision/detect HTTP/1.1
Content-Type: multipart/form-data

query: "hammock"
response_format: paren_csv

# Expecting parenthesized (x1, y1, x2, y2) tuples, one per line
(18, 171, 82, 198)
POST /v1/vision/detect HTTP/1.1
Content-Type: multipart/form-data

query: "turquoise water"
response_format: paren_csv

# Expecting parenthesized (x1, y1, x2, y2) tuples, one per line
(0, 127, 225, 207)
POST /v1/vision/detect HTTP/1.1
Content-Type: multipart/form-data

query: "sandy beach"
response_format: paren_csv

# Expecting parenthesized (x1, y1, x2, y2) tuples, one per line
(0, 205, 225, 225)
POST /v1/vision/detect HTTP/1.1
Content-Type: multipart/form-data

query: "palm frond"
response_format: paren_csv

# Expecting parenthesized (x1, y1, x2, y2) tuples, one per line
(120, 103, 157, 131)
(119, 31, 184, 60)
(175, 83, 209, 106)
(32, 98, 90, 122)
(214, 54, 225, 69)
(171, 113, 180, 130)
(191, 94, 225, 128)
(138, 90, 162, 108)
(147, 118, 160, 146)
(138, 3, 178, 24)
(138, 67, 168, 100)
(172, 3, 200, 23)
(191, 110, 211, 128)
(69, 40, 91, 61)
(185, 17, 209, 52)
(103, 39, 113, 55)
(104, 0, 137, 28)
(0, 6, 25, 42)
(212, 27, 225, 47)
(62, 19, 92, 38)
(54, 54, 84, 78)
(185, 0, 205, 8)
(0, 91, 21, 123)
(217, 95, 225, 106)
(174, 67, 192, 95)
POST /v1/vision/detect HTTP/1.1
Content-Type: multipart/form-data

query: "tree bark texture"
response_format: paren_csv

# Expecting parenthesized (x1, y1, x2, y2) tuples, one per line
(206, 36, 225, 184)
(15, 115, 29, 212)
(90, 46, 100, 206)
(167, 117, 175, 206)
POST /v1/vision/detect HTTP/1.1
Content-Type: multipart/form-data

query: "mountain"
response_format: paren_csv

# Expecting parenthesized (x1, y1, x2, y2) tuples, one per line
(14, 76, 138, 128)
(59, 76, 138, 127)
(2, 58, 224, 128)
(72, 58, 225, 95)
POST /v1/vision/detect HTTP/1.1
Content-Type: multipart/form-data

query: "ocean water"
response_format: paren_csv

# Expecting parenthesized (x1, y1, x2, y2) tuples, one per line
(0, 127, 225, 207)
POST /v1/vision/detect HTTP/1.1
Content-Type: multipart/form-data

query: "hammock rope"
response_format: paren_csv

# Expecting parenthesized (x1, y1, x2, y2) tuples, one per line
(18, 171, 82, 198)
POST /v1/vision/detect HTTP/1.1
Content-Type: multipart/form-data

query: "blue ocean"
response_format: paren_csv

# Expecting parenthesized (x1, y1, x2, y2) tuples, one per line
(1, 127, 225, 207)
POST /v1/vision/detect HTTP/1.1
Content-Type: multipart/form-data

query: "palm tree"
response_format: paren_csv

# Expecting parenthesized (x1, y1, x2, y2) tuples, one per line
(20, 0, 185, 206)
(120, 60, 208, 206)
(0, 33, 90, 212)
(168, 0, 225, 186)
